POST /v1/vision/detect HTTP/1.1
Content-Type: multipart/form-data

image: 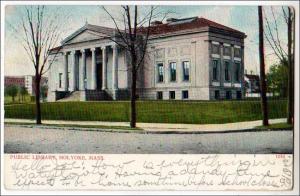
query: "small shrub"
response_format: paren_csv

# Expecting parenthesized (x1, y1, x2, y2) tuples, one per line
(30, 96, 35, 102)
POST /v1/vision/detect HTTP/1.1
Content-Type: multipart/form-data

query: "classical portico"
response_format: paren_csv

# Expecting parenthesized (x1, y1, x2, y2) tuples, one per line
(61, 44, 120, 100)
(46, 22, 132, 102)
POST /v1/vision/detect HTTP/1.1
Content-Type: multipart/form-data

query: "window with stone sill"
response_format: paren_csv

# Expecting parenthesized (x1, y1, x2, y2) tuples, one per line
(223, 46, 231, 56)
(170, 62, 177, 82)
(212, 59, 219, 81)
(234, 62, 241, 82)
(224, 61, 231, 82)
(157, 63, 164, 82)
(234, 48, 241, 58)
(182, 61, 190, 81)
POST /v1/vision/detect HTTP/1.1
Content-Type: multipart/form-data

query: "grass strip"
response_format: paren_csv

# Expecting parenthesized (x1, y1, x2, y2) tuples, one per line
(5, 122, 143, 131)
(256, 123, 293, 130)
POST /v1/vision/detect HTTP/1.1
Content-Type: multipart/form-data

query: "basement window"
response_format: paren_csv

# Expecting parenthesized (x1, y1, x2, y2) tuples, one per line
(169, 91, 175, 100)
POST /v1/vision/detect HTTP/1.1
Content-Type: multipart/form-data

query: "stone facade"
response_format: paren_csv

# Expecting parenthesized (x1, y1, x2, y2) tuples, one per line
(47, 17, 246, 101)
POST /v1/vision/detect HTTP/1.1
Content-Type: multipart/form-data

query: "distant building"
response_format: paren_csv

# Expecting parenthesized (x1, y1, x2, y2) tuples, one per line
(4, 75, 48, 96)
(4, 76, 25, 88)
(244, 74, 260, 97)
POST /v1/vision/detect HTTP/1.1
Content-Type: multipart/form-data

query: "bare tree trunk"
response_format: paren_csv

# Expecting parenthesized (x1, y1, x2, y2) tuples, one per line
(35, 72, 42, 124)
(258, 6, 269, 126)
(287, 7, 294, 125)
(102, 5, 155, 128)
(130, 55, 137, 128)
(9, 6, 67, 124)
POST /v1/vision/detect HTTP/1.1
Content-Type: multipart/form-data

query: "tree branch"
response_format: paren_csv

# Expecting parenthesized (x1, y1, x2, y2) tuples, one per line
(102, 6, 130, 46)
(263, 8, 286, 63)
(136, 6, 154, 70)
(271, 6, 287, 57)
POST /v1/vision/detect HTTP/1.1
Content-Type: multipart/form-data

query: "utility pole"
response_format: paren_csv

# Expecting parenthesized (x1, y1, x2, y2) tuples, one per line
(258, 6, 269, 126)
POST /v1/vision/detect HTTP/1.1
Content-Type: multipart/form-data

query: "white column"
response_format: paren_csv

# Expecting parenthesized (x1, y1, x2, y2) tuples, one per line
(80, 49, 86, 90)
(70, 51, 76, 91)
(63, 52, 68, 91)
(112, 45, 118, 90)
(101, 46, 107, 90)
(91, 48, 97, 90)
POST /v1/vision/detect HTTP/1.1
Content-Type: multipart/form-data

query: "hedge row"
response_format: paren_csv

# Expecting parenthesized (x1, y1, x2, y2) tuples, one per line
(4, 100, 287, 124)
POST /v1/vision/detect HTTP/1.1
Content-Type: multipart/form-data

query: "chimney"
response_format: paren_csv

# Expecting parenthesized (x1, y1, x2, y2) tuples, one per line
(151, 20, 163, 26)
(166, 18, 177, 23)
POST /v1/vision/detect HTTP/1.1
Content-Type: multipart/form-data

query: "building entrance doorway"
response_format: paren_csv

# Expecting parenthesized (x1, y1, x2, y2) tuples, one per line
(96, 62, 102, 90)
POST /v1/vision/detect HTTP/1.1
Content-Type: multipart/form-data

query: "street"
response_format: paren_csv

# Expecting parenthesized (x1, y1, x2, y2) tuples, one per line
(4, 125, 293, 154)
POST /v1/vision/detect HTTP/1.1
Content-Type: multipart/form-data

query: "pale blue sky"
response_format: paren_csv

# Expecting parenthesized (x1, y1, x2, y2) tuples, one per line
(4, 5, 288, 76)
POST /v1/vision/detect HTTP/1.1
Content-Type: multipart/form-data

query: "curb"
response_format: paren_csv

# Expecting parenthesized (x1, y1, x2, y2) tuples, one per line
(4, 124, 293, 135)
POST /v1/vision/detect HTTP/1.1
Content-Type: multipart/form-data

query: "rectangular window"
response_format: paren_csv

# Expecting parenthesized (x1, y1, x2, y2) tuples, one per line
(234, 48, 241, 57)
(224, 61, 230, 81)
(157, 63, 164, 82)
(212, 60, 219, 81)
(226, 91, 232, 100)
(170, 62, 176, 82)
(59, 73, 63, 88)
(235, 62, 240, 82)
(157, 91, 163, 100)
(182, 61, 190, 81)
(182, 90, 189, 99)
(169, 91, 175, 99)
(215, 90, 220, 100)
(212, 44, 220, 54)
(236, 91, 242, 100)
(223, 46, 231, 56)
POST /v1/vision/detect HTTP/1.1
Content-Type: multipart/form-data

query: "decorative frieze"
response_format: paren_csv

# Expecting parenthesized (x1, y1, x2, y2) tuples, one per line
(212, 44, 220, 54)
(168, 47, 177, 57)
(180, 45, 191, 56)
(155, 48, 165, 59)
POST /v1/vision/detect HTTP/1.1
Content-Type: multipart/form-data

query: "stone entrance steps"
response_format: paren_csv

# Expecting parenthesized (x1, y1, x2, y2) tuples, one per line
(56, 89, 127, 101)
(85, 90, 113, 101)
(57, 91, 81, 102)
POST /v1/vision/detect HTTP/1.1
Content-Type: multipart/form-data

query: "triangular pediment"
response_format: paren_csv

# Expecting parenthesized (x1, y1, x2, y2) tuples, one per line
(65, 30, 108, 44)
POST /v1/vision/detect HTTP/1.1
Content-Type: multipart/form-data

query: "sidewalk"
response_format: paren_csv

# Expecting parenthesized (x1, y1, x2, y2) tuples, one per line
(4, 118, 287, 133)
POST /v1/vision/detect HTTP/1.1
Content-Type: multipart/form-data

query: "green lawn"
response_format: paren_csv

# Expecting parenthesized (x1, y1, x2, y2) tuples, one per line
(4, 100, 287, 124)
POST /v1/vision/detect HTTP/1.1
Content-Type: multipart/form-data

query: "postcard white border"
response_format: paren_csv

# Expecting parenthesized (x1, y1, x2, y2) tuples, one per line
(1, 0, 299, 195)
